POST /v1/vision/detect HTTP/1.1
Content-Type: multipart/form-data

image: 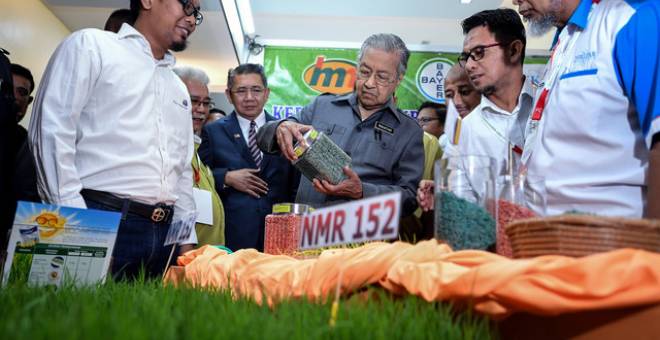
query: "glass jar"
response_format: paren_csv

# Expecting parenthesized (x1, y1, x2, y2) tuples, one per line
(264, 203, 313, 256)
(433, 155, 496, 250)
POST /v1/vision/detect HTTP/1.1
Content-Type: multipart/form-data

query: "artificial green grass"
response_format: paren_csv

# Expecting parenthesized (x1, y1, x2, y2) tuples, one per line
(0, 278, 495, 340)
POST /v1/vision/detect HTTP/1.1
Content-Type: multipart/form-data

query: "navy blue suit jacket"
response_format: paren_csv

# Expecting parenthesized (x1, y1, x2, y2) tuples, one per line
(198, 112, 299, 251)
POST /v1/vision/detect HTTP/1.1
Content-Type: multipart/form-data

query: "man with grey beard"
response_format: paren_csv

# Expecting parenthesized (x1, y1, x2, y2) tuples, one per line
(513, 0, 660, 218)
(515, 0, 562, 36)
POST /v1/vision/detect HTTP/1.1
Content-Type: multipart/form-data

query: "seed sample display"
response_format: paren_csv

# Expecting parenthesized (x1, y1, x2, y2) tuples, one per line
(293, 129, 351, 185)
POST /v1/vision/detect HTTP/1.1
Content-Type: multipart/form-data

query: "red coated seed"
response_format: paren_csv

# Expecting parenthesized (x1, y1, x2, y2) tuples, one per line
(497, 200, 537, 258)
(264, 214, 303, 256)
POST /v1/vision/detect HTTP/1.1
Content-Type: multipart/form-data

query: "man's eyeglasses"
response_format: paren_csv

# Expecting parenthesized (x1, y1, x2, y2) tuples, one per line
(417, 117, 440, 125)
(179, 0, 203, 26)
(191, 97, 214, 109)
(15, 86, 30, 98)
(356, 68, 397, 86)
(457, 42, 506, 68)
(231, 86, 265, 98)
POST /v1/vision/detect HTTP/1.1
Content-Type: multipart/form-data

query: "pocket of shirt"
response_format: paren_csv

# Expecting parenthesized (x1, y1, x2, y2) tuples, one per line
(316, 122, 346, 136)
(362, 139, 395, 172)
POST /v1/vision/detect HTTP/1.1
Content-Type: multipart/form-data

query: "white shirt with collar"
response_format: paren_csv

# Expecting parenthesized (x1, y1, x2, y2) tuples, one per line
(523, 0, 657, 217)
(458, 76, 534, 176)
(235, 110, 266, 154)
(29, 23, 196, 243)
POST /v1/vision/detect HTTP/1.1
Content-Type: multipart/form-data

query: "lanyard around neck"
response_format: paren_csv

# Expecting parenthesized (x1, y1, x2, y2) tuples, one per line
(479, 110, 524, 155)
(531, 1, 598, 122)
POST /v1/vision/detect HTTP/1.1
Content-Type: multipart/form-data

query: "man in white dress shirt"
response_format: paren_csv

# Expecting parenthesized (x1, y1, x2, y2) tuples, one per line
(457, 9, 533, 177)
(28, 0, 204, 280)
(417, 9, 533, 212)
(513, 0, 659, 218)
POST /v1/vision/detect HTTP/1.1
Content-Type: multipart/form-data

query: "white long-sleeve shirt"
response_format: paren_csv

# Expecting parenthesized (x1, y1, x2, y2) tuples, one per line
(458, 77, 534, 176)
(28, 24, 197, 243)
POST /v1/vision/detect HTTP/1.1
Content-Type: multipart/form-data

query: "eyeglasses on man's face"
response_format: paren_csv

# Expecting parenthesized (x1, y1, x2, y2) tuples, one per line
(457, 42, 507, 68)
(231, 86, 266, 98)
(356, 67, 397, 86)
(178, 0, 203, 26)
(191, 96, 214, 109)
(15, 86, 30, 98)
(417, 117, 440, 125)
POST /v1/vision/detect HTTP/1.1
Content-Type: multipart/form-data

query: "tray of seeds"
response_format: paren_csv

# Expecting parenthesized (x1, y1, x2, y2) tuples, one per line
(505, 214, 660, 258)
(292, 129, 351, 185)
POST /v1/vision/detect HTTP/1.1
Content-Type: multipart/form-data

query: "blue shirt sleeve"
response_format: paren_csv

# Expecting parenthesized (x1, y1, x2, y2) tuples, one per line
(613, 0, 660, 148)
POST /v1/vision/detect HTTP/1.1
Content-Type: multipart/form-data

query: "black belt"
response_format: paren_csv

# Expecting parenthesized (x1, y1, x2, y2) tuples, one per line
(80, 189, 174, 224)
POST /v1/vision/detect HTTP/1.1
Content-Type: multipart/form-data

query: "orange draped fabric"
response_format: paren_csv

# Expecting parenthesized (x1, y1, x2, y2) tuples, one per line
(169, 240, 660, 318)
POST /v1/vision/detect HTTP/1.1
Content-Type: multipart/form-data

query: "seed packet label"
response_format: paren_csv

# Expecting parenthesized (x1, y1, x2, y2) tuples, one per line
(192, 188, 213, 225)
(2, 201, 120, 287)
(299, 192, 401, 250)
(164, 211, 198, 246)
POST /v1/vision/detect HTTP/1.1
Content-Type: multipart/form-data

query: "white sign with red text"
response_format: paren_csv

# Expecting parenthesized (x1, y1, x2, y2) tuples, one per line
(299, 192, 401, 250)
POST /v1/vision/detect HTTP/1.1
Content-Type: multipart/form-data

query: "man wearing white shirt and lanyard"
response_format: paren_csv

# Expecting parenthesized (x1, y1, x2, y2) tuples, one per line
(514, 0, 660, 218)
(28, 0, 203, 279)
(457, 9, 534, 176)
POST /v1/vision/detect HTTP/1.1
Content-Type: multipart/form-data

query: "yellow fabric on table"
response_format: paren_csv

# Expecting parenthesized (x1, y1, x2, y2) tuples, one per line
(169, 240, 660, 318)
(192, 143, 225, 246)
(422, 131, 442, 182)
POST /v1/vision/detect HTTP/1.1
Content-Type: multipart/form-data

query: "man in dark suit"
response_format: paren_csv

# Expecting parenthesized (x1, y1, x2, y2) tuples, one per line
(199, 63, 298, 251)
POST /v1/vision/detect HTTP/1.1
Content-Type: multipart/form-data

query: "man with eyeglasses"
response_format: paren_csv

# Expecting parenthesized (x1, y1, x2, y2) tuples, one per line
(512, 0, 660, 218)
(457, 9, 533, 177)
(417, 102, 447, 140)
(174, 66, 225, 247)
(416, 101, 446, 173)
(28, 0, 204, 280)
(257, 33, 424, 218)
(199, 63, 298, 251)
(417, 9, 534, 218)
(10, 64, 40, 209)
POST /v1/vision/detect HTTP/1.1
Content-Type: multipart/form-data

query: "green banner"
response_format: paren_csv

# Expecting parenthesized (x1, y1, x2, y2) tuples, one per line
(264, 46, 548, 119)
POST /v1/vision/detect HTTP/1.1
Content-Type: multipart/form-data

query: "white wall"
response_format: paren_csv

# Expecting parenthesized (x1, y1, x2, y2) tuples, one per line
(0, 0, 71, 127)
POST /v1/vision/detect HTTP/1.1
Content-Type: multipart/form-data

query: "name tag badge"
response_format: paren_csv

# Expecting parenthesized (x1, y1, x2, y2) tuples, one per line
(375, 121, 394, 135)
(192, 188, 213, 225)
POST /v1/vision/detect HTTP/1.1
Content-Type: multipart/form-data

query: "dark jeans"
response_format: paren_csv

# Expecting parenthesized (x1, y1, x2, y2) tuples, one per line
(85, 199, 177, 281)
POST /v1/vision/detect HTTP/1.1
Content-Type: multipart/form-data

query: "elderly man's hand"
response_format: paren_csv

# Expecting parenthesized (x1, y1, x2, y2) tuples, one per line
(276, 121, 313, 162)
(417, 179, 434, 212)
(225, 168, 268, 198)
(312, 166, 363, 199)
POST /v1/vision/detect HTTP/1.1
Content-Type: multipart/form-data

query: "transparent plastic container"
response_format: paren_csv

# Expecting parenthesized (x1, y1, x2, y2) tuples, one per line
(292, 129, 351, 185)
(433, 155, 497, 250)
(264, 203, 313, 256)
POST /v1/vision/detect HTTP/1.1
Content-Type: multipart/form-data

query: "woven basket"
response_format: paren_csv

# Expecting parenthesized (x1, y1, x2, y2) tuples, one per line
(505, 215, 660, 258)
